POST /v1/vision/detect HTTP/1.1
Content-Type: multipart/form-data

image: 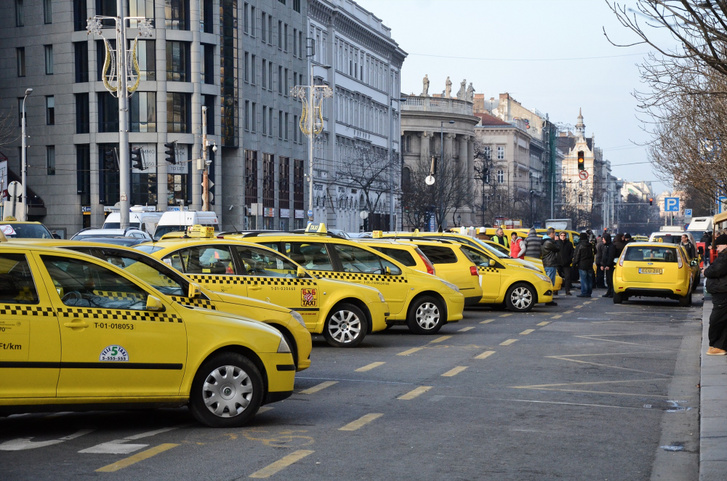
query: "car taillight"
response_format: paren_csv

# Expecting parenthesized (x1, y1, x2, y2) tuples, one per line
(418, 252, 435, 275)
(619, 253, 624, 267)
(677, 249, 683, 268)
(470, 266, 478, 276)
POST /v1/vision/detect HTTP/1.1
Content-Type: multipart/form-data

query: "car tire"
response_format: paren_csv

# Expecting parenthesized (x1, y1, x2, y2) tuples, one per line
(407, 295, 444, 334)
(324, 303, 368, 347)
(505, 282, 535, 312)
(679, 293, 692, 307)
(613, 292, 623, 304)
(189, 352, 263, 428)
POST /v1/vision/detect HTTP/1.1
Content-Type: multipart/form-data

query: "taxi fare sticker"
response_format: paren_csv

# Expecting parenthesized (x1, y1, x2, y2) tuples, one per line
(99, 345, 129, 362)
(301, 288, 317, 307)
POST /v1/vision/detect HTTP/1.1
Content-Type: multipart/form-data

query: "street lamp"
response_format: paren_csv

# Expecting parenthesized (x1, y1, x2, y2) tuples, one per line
(389, 97, 406, 231)
(20, 87, 32, 221)
(432, 120, 455, 231)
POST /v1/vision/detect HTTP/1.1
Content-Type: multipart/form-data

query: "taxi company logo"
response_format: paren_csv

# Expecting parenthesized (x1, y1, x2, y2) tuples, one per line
(301, 288, 317, 307)
(99, 345, 129, 362)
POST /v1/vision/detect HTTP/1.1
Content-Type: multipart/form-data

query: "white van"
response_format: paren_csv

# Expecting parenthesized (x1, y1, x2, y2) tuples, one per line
(103, 207, 162, 236)
(687, 216, 713, 241)
(154, 210, 219, 239)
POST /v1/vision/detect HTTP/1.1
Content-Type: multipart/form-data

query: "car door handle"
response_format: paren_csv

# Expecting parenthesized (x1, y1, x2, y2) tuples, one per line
(64, 320, 89, 329)
(249, 285, 262, 291)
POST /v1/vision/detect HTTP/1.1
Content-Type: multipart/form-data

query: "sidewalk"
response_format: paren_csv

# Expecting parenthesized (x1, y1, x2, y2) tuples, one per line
(700, 299, 727, 480)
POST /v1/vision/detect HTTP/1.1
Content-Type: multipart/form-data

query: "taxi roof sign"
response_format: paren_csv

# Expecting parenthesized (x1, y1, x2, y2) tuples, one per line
(304, 223, 327, 234)
(372, 230, 383, 238)
(187, 225, 215, 238)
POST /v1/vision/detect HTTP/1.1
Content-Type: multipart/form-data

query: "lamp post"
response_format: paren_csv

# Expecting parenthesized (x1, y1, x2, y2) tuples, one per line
(388, 97, 406, 231)
(435, 120, 455, 231)
(20, 88, 32, 221)
(87, 4, 153, 229)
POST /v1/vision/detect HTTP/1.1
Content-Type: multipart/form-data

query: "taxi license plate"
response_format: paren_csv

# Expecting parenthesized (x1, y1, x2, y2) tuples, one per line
(638, 268, 663, 274)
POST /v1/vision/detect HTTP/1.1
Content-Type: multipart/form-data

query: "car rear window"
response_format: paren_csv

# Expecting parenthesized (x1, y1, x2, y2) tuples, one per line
(624, 246, 678, 263)
(371, 247, 416, 267)
(417, 245, 458, 264)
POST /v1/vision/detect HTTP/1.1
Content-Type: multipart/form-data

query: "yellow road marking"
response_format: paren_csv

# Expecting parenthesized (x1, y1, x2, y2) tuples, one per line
(520, 329, 535, 335)
(563, 310, 574, 314)
(475, 350, 495, 360)
(500, 313, 513, 317)
(398, 386, 433, 400)
(500, 339, 518, 346)
(249, 450, 315, 478)
(480, 319, 495, 324)
(574, 305, 583, 309)
(96, 443, 178, 472)
(442, 366, 468, 377)
(429, 335, 452, 344)
(299, 381, 337, 394)
(458, 326, 475, 332)
(537, 321, 550, 326)
(339, 413, 383, 431)
(356, 362, 385, 372)
(551, 314, 562, 319)
(398, 346, 425, 356)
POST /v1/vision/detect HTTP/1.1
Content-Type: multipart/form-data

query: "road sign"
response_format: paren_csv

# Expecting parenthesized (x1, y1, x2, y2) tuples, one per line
(578, 170, 589, 180)
(685, 209, 692, 217)
(719, 196, 727, 214)
(664, 197, 680, 212)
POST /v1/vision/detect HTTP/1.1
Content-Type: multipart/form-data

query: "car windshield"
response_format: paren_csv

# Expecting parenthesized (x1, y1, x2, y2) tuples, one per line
(470, 237, 509, 258)
(0, 223, 53, 239)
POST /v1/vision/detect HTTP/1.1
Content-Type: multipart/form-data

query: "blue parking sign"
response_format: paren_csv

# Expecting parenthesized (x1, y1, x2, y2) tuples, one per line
(664, 197, 680, 212)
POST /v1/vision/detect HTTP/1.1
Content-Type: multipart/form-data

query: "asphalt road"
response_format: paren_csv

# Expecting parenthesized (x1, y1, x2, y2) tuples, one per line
(0, 288, 701, 481)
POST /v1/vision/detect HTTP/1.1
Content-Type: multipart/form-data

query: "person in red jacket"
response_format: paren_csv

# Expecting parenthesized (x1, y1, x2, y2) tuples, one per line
(509, 232, 524, 259)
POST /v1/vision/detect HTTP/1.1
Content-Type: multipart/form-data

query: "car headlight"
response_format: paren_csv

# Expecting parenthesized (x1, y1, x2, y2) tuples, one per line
(378, 292, 386, 303)
(277, 337, 292, 353)
(440, 279, 460, 292)
(536, 273, 551, 283)
(290, 310, 306, 328)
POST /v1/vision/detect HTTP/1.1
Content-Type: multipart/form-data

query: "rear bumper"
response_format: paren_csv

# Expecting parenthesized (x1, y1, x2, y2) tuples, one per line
(618, 287, 686, 300)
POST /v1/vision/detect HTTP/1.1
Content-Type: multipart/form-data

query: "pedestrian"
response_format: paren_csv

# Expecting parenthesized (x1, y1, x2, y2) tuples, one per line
(613, 233, 626, 258)
(541, 227, 560, 306)
(509, 232, 525, 259)
(600, 233, 616, 298)
(557, 231, 574, 295)
(702, 231, 713, 266)
(523, 228, 542, 259)
(572, 231, 594, 297)
(703, 233, 727, 355)
(491, 227, 510, 249)
(680, 234, 696, 259)
(594, 234, 606, 288)
(624, 233, 632, 244)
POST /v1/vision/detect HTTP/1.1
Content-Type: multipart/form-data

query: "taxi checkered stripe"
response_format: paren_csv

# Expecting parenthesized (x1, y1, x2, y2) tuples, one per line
(94, 290, 142, 301)
(188, 274, 316, 287)
(0, 304, 54, 317)
(56, 307, 182, 323)
(478, 266, 499, 273)
(309, 270, 407, 283)
(171, 296, 216, 310)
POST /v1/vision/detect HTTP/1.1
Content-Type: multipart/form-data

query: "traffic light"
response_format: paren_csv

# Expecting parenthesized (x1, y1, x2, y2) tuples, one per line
(164, 142, 177, 164)
(577, 151, 585, 171)
(130, 147, 142, 170)
(104, 148, 118, 171)
(649, 198, 653, 206)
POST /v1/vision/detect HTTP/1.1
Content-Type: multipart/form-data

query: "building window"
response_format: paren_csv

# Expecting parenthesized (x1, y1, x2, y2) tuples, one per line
(262, 106, 267, 136)
(261, 12, 267, 43)
(46, 146, 55, 175)
(279, 157, 290, 209)
(483, 146, 491, 160)
(129, 0, 154, 20)
(167, 92, 191, 133)
(43, 0, 52, 23)
(44, 45, 54, 75)
(98, 92, 119, 132)
(497, 169, 504, 184)
(136, 40, 156, 81)
(202, 44, 214, 84)
(201, 0, 213, 33)
(74, 42, 89, 82)
(166, 41, 190, 81)
(293, 0, 300, 13)
(244, 52, 249, 83)
(244, 100, 250, 131)
(250, 55, 256, 85)
(263, 153, 274, 207)
(76, 144, 91, 205)
(73, 0, 86, 30)
(45, 96, 55, 125)
(17, 48, 25, 77)
(165, 0, 189, 30)
(15, 0, 23, 27)
(497, 146, 505, 160)
(129, 92, 157, 132)
(76, 93, 90, 133)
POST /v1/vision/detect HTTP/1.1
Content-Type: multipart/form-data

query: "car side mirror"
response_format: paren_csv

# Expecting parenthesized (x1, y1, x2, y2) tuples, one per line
(489, 259, 496, 267)
(297, 266, 307, 278)
(187, 283, 201, 298)
(146, 295, 165, 311)
(384, 266, 391, 275)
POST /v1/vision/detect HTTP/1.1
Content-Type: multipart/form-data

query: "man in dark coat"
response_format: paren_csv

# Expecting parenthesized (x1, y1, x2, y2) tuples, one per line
(704, 234, 727, 355)
(600, 233, 616, 298)
(541, 228, 560, 306)
(594, 234, 606, 288)
(557, 231, 574, 295)
(572, 232, 594, 297)
(523, 228, 542, 259)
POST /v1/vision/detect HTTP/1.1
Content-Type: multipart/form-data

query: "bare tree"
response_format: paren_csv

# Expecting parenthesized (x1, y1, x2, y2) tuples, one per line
(0, 110, 19, 147)
(335, 146, 391, 230)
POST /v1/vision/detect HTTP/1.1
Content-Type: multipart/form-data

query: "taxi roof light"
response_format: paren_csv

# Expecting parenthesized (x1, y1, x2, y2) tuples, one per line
(187, 225, 216, 238)
(304, 222, 328, 234)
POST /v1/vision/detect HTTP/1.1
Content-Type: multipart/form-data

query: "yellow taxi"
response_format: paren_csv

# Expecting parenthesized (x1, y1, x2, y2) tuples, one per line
(360, 236, 483, 305)
(379, 231, 554, 312)
(0, 239, 295, 427)
(0, 219, 55, 238)
(137, 228, 389, 347)
(21, 239, 312, 371)
(231, 224, 465, 334)
(612, 241, 697, 306)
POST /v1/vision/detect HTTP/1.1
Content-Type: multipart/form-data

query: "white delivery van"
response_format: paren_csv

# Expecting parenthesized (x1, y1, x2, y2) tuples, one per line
(103, 207, 162, 236)
(687, 216, 713, 241)
(154, 210, 219, 239)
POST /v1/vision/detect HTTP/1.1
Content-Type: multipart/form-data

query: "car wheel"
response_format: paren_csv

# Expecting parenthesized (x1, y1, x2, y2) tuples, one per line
(505, 283, 535, 312)
(613, 292, 623, 304)
(679, 293, 692, 307)
(407, 295, 444, 334)
(189, 352, 263, 428)
(324, 303, 368, 347)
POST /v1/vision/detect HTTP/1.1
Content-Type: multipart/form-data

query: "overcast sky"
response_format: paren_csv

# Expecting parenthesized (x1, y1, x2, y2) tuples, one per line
(355, 0, 674, 194)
